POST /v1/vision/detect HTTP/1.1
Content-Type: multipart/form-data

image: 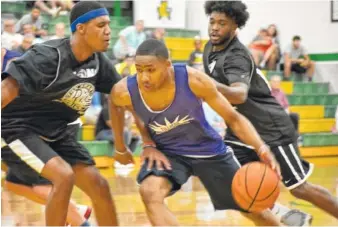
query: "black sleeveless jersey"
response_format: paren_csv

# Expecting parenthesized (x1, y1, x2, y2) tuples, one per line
(203, 37, 297, 147)
(2, 38, 121, 141)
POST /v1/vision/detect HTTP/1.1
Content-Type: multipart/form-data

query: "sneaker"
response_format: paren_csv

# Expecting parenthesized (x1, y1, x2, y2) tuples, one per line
(76, 205, 92, 220)
(281, 209, 313, 226)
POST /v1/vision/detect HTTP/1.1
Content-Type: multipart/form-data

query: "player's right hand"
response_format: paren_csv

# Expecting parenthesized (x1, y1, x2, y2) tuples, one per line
(113, 147, 134, 165)
(258, 145, 282, 180)
(141, 147, 172, 171)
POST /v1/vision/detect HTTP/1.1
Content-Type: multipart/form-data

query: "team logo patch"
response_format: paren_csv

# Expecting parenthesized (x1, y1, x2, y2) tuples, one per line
(149, 115, 194, 135)
(54, 83, 95, 114)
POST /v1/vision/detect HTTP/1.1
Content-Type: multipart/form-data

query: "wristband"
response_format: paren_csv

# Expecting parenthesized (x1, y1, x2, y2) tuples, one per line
(115, 149, 127, 155)
(143, 142, 156, 149)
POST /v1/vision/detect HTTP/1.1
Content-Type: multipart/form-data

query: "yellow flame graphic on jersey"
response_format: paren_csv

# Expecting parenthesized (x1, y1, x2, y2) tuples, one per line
(149, 115, 194, 135)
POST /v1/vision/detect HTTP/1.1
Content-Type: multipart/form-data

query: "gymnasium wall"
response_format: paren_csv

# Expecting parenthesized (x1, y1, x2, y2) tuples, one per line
(185, 1, 338, 54)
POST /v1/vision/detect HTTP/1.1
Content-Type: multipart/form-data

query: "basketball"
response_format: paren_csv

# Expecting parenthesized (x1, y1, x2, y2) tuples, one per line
(232, 162, 280, 213)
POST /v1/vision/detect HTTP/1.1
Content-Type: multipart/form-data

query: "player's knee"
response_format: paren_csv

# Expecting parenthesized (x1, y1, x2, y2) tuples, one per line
(88, 174, 110, 197)
(139, 176, 170, 204)
(290, 182, 311, 199)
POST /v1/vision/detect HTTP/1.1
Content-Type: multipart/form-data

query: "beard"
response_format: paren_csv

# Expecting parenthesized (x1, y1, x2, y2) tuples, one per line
(210, 32, 232, 46)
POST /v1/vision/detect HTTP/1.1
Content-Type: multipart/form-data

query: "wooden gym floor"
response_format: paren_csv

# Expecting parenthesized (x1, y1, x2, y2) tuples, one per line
(1, 157, 338, 226)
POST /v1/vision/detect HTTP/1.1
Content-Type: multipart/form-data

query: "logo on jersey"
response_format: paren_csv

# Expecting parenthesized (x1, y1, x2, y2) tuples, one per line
(54, 83, 95, 115)
(73, 68, 97, 78)
(208, 61, 216, 73)
(149, 115, 194, 135)
(157, 0, 172, 20)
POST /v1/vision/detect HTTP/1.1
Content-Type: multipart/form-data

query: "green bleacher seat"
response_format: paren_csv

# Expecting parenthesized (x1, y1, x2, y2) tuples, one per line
(1, 2, 26, 14)
(325, 105, 337, 118)
(288, 94, 338, 105)
(302, 133, 338, 147)
(293, 82, 329, 94)
(80, 141, 112, 156)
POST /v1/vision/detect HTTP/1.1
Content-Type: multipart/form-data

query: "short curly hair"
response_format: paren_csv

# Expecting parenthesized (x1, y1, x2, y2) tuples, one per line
(204, 1, 249, 28)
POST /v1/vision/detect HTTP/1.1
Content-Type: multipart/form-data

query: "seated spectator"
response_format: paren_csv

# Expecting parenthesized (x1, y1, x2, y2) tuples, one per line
(15, 35, 35, 54)
(270, 75, 299, 133)
(95, 96, 140, 153)
(187, 36, 204, 71)
(1, 48, 22, 72)
(249, 28, 273, 68)
(113, 20, 146, 60)
(115, 53, 137, 77)
(49, 22, 66, 40)
(258, 24, 280, 70)
(282, 35, 315, 82)
(1, 19, 23, 50)
(146, 28, 165, 42)
(15, 7, 45, 36)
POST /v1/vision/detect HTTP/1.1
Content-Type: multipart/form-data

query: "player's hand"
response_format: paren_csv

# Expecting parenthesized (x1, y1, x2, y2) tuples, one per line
(258, 145, 282, 180)
(141, 146, 172, 171)
(113, 147, 134, 165)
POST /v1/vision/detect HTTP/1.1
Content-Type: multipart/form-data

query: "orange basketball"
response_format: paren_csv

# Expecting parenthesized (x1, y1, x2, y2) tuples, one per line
(232, 162, 280, 213)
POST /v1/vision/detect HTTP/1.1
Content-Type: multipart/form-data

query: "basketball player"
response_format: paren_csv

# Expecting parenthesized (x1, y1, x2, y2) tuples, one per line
(109, 39, 282, 226)
(1, 48, 92, 226)
(202, 1, 338, 225)
(1, 2, 132, 225)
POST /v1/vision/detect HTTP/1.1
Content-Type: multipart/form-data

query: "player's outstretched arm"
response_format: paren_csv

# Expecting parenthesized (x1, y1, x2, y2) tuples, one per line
(187, 66, 280, 175)
(1, 76, 19, 109)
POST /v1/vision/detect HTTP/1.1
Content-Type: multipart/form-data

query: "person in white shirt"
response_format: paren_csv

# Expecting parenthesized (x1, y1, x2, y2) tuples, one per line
(1, 19, 23, 50)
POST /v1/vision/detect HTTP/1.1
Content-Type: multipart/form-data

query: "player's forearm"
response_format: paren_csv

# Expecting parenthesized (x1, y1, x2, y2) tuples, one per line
(215, 81, 247, 104)
(228, 113, 266, 152)
(1, 76, 19, 109)
(108, 101, 128, 151)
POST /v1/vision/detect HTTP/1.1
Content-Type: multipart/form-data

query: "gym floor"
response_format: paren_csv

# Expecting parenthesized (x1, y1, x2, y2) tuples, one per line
(1, 158, 338, 226)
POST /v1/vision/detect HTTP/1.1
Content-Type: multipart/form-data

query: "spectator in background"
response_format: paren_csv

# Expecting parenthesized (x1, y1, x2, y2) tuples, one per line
(113, 20, 146, 60)
(187, 36, 204, 71)
(115, 53, 137, 77)
(248, 28, 273, 68)
(258, 24, 280, 70)
(146, 27, 165, 42)
(22, 23, 35, 36)
(1, 48, 22, 72)
(15, 35, 35, 54)
(283, 35, 315, 82)
(49, 22, 66, 40)
(270, 75, 299, 134)
(15, 7, 43, 35)
(1, 19, 23, 50)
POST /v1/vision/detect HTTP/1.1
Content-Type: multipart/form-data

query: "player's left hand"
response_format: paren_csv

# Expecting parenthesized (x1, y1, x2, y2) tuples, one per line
(258, 145, 282, 180)
(113, 148, 134, 165)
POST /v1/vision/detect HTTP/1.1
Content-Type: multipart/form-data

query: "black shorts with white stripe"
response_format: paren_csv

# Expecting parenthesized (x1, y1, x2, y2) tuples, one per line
(225, 141, 314, 190)
(1, 124, 95, 185)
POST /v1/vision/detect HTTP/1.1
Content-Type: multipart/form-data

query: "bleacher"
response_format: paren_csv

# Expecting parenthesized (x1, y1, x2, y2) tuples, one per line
(2, 1, 337, 168)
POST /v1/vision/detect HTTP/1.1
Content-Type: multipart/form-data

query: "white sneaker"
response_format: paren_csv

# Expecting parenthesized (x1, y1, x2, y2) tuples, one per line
(281, 209, 313, 226)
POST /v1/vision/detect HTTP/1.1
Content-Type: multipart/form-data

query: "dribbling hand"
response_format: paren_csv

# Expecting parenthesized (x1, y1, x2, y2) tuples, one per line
(141, 146, 172, 171)
(258, 145, 282, 180)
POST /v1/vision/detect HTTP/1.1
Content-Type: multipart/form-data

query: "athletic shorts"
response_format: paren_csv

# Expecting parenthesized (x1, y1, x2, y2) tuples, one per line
(1, 124, 95, 185)
(225, 141, 314, 190)
(137, 147, 246, 211)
